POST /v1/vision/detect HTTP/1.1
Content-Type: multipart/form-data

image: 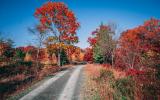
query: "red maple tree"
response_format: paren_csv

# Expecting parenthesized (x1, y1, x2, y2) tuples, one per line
(34, 2, 80, 66)
(115, 18, 160, 70)
(83, 48, 93, 62)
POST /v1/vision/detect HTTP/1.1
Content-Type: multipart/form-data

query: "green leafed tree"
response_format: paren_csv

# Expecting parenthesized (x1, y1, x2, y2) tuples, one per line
(60, 49, 69, 66)
(88, 23, 116, 64)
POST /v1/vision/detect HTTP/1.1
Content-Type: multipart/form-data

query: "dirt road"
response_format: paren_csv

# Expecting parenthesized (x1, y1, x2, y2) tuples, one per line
(20, 65, 84, 100)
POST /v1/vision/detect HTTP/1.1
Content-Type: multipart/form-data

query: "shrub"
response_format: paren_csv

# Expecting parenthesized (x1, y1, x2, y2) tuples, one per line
(83, 48, 93, 63)
(113, 77, 135, 100)
(15, 49, 26, 60)
(60, 49, 69, 66)
(94, 54, 104, 64)
(126, 68, 145, 76)
(16, 61, 32, 67)
(99, 69, 114, 80)
(156, 64, 160, 80)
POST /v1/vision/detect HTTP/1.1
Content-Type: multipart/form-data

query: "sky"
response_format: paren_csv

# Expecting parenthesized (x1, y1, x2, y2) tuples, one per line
(0, 0, 160, 48)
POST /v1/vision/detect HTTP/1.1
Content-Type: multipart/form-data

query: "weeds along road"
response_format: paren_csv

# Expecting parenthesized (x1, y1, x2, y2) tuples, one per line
(20, 65, 84, 100)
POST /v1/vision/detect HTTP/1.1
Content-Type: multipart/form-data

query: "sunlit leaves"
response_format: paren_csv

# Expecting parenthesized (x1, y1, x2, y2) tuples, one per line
(34, 1, 80, 43)
(115, 18, 160, 70)
(83, 48, 93, 62)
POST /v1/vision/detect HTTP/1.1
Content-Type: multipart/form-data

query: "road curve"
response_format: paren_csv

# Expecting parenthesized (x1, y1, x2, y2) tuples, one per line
(20, 65, 84, 100)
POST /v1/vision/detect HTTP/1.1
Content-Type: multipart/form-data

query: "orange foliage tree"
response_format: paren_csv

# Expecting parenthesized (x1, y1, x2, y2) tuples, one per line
(83, 47, 93, 63)
(34, 2, 80, 66)
(46, 40, 81, 63)
(115, 18, 160, 99)
(115, 18, 160, 71)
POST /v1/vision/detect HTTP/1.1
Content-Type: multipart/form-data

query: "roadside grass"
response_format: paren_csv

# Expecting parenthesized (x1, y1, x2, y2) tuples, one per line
(5, 65, 73, 100)
(81, 64, 134, 100)
(7, 75, 54, 100)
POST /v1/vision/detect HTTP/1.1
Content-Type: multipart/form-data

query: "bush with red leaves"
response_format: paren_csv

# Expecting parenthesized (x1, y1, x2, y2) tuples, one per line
(83, 48, 93, 63)
(126, 68, 145, 76)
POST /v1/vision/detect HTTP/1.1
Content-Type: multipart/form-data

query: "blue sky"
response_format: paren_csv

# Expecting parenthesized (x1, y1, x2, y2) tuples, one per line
(0, 0, 160, 48)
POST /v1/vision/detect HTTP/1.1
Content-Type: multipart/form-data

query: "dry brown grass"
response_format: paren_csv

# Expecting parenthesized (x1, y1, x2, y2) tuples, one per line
(81, 64, 160, 100)
(80, 64, 99, 100)
(81, 64, 127, 100)
(85, 64, 125, 80)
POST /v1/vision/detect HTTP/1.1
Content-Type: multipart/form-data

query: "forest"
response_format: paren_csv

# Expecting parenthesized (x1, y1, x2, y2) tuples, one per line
(0, 1, 160, 100)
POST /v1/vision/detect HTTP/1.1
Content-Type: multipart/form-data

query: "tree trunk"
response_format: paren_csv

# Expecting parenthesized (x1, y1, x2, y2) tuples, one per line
(36, 48, 40, 75)
(58, 35, 61, 67)
(58, 48, 61, 66)
(111, 53, 114, 67)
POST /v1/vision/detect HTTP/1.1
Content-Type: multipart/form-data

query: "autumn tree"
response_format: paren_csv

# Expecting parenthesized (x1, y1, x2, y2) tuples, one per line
(34, 2, 79, 66)
(83, 47, 93, 63)
(18, 46, 37, 62)
(88, 23, 116, 64)
(114, 18, 160, 99)
(65, 44, 76, 63)
(28, 24, 47, 68)
(115, 18, 160, 70)
(45, 40, 80, 65)
(15, 48, 26, 61)
(0, 36, 14, 65)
